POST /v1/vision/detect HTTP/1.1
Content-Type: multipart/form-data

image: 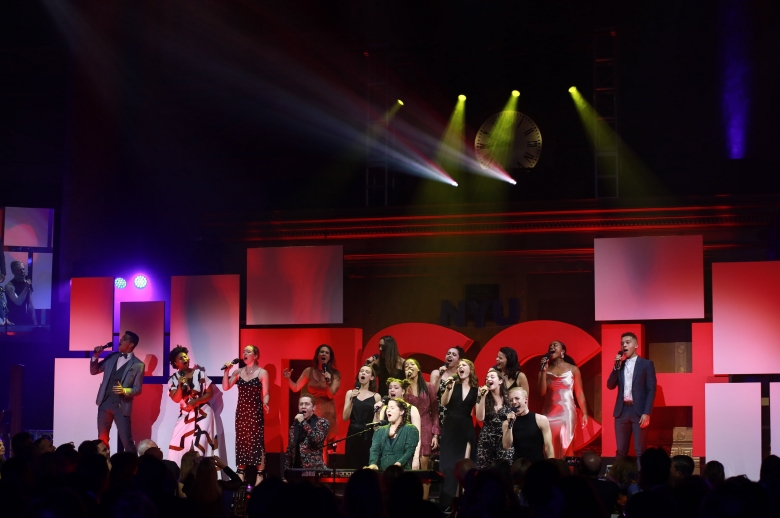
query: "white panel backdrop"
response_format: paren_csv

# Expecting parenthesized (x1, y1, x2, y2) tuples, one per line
(771, 383, 780, 458)
(706, 383, 762, 480)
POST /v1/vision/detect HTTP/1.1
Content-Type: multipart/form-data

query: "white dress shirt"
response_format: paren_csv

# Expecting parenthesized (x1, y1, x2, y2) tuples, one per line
(623, 355, 638, 402)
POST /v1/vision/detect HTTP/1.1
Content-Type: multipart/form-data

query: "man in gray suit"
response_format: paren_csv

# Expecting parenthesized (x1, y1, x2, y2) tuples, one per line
(607, 331, 657, 457)
(90, 331, 144, 453)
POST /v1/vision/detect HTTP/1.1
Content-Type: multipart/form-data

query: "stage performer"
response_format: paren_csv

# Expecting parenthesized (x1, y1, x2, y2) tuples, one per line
(367, 398, 419, 470)
(375, 378, 421, 468)
(502, 387, 554, 462)
(90, 331, 144, 454)
(285, 395, 329, 470)
(365, 335, 406, 397)
(538, 340, 589, 458)
(4, 260, 36, 325)
(223, 345, 269, 483)
(342, 364, 381, 468)
(283, 344, 341, 444)
(439, 359, 478, 509)
(430, 346, 465, 429)
(607, 332, 657, 457)
(404, 358, 439, 498)
(495, 347, 529, 395)
(475, 368, 514, 468)
(167, 346, 216, 464)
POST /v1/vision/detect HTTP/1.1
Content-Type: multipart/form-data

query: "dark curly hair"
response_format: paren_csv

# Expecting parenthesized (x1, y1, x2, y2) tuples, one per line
(169, 345, 189, 369)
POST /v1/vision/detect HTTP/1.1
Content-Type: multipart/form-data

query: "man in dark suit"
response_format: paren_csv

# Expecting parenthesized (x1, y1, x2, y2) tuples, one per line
(90, 331, 144, 453)
(607, 331, 657, 457)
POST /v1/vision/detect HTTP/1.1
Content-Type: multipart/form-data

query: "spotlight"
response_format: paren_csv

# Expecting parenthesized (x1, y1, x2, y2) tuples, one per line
(511, 90, 520, 97)
(397, 99, 404, 106)
(568, 86, 577, 93)
(458, 94, 467, 101)
(114, 277, 127, 289)
(451, 181, 459, 187)
(133, 275, 148, 289)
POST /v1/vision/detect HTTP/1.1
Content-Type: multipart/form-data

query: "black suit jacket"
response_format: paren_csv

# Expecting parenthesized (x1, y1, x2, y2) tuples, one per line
(606, 356, 657, 417)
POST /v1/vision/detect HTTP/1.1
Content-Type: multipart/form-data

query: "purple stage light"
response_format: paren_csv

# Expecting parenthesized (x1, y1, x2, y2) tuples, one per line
(133, 275, 148, 289)
(114, 277, 127, 289)
(721, 0, 750, 159)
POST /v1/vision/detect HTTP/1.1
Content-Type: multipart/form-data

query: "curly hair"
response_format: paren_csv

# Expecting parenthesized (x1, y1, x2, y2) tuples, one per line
(458, 359, 479, 388)
(387, 398, 412, 425)
(169, 345, 189, 369)
(386, 377, 411, 393)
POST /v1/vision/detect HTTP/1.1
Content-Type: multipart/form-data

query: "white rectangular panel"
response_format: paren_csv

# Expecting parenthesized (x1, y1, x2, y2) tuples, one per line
(771, 383, 780, 458)
(31, 252, 53, 310)
(706, 383, 761, 480)
(170, 275, 239, 375)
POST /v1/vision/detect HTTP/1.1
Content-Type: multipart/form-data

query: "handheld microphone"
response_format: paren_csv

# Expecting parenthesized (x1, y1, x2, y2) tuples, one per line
(353, 381, 360, 398)
(364, 354, 379, 366)
(25, 276, 33, 292)
(615, 350, 624, 370)
(540, 351, 554, 371)
(507, 406, 519, 429)
(221, 358, 240, 371)
(294, 413, 304, 425)
(99, 342, 113, 350)
(322, 362, 328, 373)
(374, 395, 389, 414)
(445, 374, 458, 386)
(477, 387, 487, 403)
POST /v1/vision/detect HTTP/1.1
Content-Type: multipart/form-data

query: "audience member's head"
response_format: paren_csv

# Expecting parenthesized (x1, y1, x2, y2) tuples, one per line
(670, 454, 695, 484)
(54, 444, 81, 475)
(454, 457, 476, 487)
(77, 439, 101, 456)
(673, 475, 710, 517)
(607, 455, 638, 487)
(34, 436, 56, 455)
(143, 446, 164, 460)
(702, 460, 725, 489)
(524, 459, 565, 507)
(180, 450, 200, 482)
(639, 448, 671, 489)
(581, 450, 602, 478)
(190, 456, 221, 504)
(458, 469, 520, 518)
(760, 454, 780, 483)
(77, 453, 110, 497)
(388, 471, 423, 515)
(137, 438, 158, 456)
(512, 457, 532, 489)
(342, 468, 384, 518)
(109, 452, 139, 490)
(11, 431, 35, 459)
(557, 474, 608, 518)
(162, 459, 181, 483)
(380, 463, 404, 494)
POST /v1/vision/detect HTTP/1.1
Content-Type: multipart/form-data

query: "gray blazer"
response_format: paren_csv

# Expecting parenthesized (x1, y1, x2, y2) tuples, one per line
(90, 352, 145, 416)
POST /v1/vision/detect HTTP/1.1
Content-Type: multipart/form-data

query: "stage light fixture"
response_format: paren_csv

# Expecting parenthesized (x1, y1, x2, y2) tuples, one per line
(458, 94, 466, 101)
(114, 277, 127, 289)
(451, 180, 459, 186)
(397, 99, 404, 106)
(569, 86, 577, 93)
(133, 275, 148, 289)
(511, 90, 520, 97)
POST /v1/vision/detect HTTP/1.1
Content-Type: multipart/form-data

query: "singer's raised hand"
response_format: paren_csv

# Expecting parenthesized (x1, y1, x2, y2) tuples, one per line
(283, 368, 293, 379)
(323, 371, 332, 384)
(223, 362, 234, 372)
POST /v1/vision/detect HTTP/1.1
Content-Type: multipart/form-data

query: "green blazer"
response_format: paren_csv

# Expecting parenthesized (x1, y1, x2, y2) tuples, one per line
(369, 423, 419, 470)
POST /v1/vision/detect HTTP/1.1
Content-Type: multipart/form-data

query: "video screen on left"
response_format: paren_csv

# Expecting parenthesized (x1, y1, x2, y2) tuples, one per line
(1, 206, 55, 330)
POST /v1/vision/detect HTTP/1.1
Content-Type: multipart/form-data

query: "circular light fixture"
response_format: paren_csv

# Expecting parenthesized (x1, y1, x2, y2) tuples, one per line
(397, 99, 404, 106)
(458, 94, 467, 101)
(568, 86, 577, 93)
(511, 90, 520, 97)
(114, 277, 127, 289)
(133, 275, 148, 289)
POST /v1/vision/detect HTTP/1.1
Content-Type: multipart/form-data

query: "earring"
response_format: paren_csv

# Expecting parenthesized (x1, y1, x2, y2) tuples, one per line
(561, 352, 565, 359)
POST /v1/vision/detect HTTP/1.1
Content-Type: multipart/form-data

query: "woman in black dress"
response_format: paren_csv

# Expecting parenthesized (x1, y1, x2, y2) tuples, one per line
(475, 367, 514, 469)
(342, 364, 381, 468)
(365, 335, 406, 397)
(222, 345, 269, 484)
(439, 359, 479, 509)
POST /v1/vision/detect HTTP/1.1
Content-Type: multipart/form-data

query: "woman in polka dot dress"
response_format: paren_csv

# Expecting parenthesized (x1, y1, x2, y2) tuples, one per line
(223, 345, 269, 483)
